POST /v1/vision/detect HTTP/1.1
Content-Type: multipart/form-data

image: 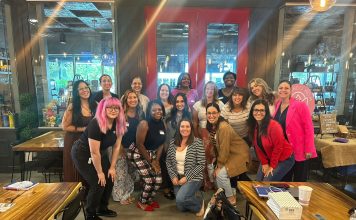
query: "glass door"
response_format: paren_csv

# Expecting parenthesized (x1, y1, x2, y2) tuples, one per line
(146, 7, 249, 98)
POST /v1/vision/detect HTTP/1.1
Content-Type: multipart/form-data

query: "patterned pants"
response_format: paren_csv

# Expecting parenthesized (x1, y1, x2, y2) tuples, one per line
(127, 144, 162, 204)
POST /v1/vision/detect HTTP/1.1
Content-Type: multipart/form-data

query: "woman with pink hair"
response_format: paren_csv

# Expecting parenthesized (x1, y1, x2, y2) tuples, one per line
(71, 97, 126, 220)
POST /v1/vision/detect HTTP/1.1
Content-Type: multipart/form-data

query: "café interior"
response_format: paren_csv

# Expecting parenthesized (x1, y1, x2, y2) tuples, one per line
(0, 0, 356, 219)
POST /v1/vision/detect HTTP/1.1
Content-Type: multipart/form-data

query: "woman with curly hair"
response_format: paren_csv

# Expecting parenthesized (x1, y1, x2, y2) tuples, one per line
(248, 78, 276, 115)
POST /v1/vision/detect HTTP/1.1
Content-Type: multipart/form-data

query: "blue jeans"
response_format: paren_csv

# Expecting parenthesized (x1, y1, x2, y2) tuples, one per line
(174, 180, 203, 213)
(256, 154, 295, 181)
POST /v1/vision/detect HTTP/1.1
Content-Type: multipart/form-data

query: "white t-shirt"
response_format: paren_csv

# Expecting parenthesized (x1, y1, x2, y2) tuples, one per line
(176, 147, 187, 175)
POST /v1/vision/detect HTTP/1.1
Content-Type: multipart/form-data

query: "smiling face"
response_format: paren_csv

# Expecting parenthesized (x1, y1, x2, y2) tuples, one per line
(232, 93, 243, 106)
(206, 106, 220, 125)
(205, 83, 215, 99)
(179, 120, 191, 138)
(175, 95, 185, 111)
(250, 82, 264, 98)
(224, 74, 236, 87)
(77, 82, 90, 100)
(100, 76, 112, 92)
(180, 74, 191, 88)
(278, 82, 291, 99)
(106, 105, 120, 120)
(131, 78, 143, 93)
(252, 104, 266, 122)
(159, 85, 169, 100)
(127, 92, 138, 108)
(150, 103, 163, 120)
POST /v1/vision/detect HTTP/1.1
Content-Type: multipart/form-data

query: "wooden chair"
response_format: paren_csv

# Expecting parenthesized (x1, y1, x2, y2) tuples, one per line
(245, 201, 266, 220)
(54, 186, 86, 220)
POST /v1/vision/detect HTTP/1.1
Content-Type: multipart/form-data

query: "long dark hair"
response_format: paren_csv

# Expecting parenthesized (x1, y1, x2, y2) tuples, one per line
(247, 99, 271, 140)
(167, 93, 191, 129)
(157, 83, 174, 105)
(176, 72, 192, 89)
(206, 102, 226, 132)
(173, 118, 195, 147)
(121, 89, 145, 120)
(227, 87, 249, 111)
(72, 80, 93, 127)
(146, 99, 166, 121)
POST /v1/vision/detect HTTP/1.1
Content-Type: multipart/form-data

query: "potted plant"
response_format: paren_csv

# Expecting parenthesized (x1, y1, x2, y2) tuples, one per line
(18, 93, 38, 141)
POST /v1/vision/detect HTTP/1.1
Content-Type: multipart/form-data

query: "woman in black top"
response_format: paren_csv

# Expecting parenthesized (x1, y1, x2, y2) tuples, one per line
(90, 74, 119, 112)
(71, 97, 126, 220)
(112, 89, 144, 204)
(127, 100, 166, 211)
(218, 71, 237, 104)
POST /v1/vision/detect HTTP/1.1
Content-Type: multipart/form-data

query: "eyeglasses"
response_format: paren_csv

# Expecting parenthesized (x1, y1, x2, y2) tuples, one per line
(207, 111, 219, 116)
(253, 109, 265, 114)
(106, 106, 120, 112)
(78, 86, 89, 92)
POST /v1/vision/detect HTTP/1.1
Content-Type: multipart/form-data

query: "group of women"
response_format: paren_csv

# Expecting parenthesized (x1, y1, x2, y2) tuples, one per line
(62, 71, 317, 220)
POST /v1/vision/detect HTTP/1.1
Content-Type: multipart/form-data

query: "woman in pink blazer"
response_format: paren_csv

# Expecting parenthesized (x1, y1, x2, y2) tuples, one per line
(273, 80, 317, 181)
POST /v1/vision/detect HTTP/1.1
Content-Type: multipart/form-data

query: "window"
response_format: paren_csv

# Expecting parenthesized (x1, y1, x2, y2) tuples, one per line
(28, 1, 116, 127)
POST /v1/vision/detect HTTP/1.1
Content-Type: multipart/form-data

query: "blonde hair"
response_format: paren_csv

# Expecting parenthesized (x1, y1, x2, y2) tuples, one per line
(248, 78, 275, 105)
(201, 81, 219, 107)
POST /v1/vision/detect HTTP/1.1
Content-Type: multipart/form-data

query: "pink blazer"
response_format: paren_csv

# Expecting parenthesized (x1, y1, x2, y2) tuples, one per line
(274, 97, 317, 161)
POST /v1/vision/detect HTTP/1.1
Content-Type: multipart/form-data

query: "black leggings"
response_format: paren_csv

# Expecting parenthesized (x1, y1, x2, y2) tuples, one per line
(71, 141, 113, 216)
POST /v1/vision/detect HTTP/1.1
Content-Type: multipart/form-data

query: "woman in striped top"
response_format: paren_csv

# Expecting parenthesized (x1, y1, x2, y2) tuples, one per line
(221, 87, 251, 145)
(166, 118, 206, 217)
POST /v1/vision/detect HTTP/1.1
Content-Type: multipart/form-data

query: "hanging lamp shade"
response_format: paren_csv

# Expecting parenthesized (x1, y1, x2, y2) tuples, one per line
(309, 0, 336, 12)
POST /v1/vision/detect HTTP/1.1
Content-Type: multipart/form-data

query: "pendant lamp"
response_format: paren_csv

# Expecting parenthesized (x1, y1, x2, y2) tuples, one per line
(309, 0, 336, 12)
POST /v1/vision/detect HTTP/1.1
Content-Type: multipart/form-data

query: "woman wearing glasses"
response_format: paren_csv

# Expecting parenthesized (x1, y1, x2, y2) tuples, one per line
(206, 103, 250, 205)
(71, 97, 126, 220)
(127, 100, 166, 211)
(247, 99, 294, 181)
(62, 80, 94, 182)
(192, 81, 224, 190)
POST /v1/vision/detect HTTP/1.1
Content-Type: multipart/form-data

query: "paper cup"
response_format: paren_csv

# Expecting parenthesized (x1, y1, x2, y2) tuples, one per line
(298, 185, 313, 205)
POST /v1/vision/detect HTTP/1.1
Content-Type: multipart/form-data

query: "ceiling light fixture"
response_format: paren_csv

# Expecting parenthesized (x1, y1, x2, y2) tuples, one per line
(59, 33, 66, 45)
(309, 0, 336, 12)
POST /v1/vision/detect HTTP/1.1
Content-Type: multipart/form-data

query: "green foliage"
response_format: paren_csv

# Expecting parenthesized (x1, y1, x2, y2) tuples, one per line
(18, 93, 38, 141)
(19, 126, 33, 141)
(19, 111, 37, 128)
(19, 93, 34, 109)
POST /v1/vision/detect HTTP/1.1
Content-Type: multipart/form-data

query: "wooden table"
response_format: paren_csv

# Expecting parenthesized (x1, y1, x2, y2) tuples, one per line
(314, 137, 356, 168)
(238, 181, 356, 220)
(12, 131, 65, 152)
(0, 182, 81, 220)
(12, 131, 65, 181)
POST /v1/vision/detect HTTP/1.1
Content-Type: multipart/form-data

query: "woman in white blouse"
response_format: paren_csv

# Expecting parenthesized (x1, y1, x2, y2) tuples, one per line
(166, 118, 205, 217)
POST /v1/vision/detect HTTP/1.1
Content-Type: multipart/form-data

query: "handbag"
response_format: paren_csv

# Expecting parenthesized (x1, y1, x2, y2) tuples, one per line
(204, 188, 245, 220)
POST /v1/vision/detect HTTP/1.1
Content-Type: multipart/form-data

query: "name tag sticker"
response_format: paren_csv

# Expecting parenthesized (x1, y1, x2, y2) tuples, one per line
(159, 130, 165, 135)
(126, 122, 129, 127)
